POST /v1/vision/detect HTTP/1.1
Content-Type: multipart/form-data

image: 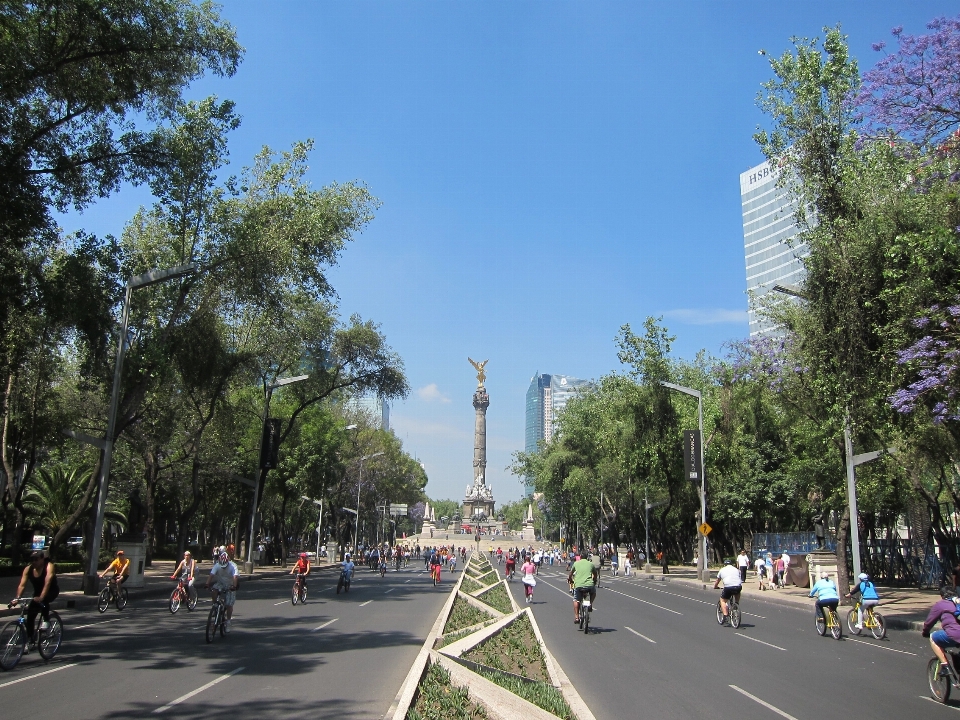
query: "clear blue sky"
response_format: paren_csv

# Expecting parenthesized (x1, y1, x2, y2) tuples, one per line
(59, 1, 957, 505)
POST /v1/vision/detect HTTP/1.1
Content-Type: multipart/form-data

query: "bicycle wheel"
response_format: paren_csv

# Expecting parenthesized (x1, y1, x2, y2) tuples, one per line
(929, 657, 951, 703)
(98, 588, 110, 613)
(170, 589, 181, 614)
(291, 582, 300, 605)
(116, 587, 128, 610)
(205, 604, 219, 643)
(870, 612, 886, 640)
(815, 612, 826, 636)
(846, 608, 861, 635)
(584, 608, 591, 634)
(716, 600, 725, 626)
(300, 586, 308, 604)
(187, 587, 198, 611)
(38, 612, 62, 660)
(579, 609, 586, 632)
(829, 610, 842, 640)
(0, 621, 26, 671)
(730, 602, 742, 629)
(336, 576, 343, 594)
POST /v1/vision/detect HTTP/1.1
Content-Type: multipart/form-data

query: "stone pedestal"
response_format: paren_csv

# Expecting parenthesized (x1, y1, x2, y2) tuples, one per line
(521, 522, 536, 542)
(806, 550, 840, 587)
(115, 541, 146, 588)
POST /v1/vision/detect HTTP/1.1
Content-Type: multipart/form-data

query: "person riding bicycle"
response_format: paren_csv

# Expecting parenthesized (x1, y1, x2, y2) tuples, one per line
(809, 570, 840, 623)
(923, 585, 960, 674)
(11, 550, 59, 650)
(291, 552, 310, 589)
(101, 549, 130, 588)
(505, 552, 516, 579)
(341, 552, 355, 582)
(844, 572, 880, 630)
(567, 550, 598, 624)
(205, 550, 238, 629)
(429, 549, 443, 582)
(171, 550, 196, 599)
(713, 558, 742, 622)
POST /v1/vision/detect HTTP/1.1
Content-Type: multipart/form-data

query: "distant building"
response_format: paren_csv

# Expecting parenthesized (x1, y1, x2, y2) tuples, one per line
(345, 395, 390, 431)
(740, 159, 807, 336)
(524, 373, 593, 496)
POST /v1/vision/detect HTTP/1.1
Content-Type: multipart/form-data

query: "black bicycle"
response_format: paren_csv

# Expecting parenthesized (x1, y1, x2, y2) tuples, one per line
(0, 598, 63, 670)
(577, 590, 594, 633)
(336, 569, 351, 594)
(205, 592, 229, 643)
(98, 576, 128, 613)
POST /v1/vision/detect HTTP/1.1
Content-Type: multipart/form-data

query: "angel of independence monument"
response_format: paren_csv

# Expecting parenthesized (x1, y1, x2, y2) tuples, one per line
(457, 358, 501, 534)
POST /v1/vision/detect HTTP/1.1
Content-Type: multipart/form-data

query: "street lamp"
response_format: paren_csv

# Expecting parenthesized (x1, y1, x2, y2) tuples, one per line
(660, 381, 710, 582)
(353, 451, 384, 550)
(79, 263, 197, 594)
(246, 373, 310, 571)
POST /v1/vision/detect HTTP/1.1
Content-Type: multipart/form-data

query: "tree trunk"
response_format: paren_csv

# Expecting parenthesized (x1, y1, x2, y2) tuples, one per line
(835, 504, 851, 603)
(176, 457, 203, 557)
(143, 446, 159, 567)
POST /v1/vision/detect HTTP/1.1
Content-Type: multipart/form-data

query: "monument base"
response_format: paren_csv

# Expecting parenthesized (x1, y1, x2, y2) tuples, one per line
(521, 523, 536, 542)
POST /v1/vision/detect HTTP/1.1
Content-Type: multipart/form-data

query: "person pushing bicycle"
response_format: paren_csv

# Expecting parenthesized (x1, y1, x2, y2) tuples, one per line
(291, 552, 310, 589)
(713, 558, 742, 621)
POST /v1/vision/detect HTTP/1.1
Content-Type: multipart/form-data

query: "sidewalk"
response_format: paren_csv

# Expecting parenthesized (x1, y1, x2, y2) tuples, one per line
(622, 564, 936, 631)
(0, 558, 342, 618)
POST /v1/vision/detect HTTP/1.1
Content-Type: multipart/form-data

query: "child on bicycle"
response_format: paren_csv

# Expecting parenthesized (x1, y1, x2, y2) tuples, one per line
(291, 552, 310, 589)
(844, 572, 879, 630)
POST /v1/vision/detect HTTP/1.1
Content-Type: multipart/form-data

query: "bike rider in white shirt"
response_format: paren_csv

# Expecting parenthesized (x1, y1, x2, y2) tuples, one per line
(713, 558, 743, 621)
(206, 550, 238, 629)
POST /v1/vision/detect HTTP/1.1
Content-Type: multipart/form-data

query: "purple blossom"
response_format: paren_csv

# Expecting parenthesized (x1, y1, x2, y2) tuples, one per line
(891, 298, 960, 421)
(872, 41, 886, 51)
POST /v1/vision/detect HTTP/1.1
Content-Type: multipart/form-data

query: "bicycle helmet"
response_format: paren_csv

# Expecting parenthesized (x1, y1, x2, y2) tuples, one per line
(941, 585, 957, 599)
(723, 558, 733, 565)
(299, 552, 308, 559)
(857, 572, 869, 581)
(218, 551, 229, 565)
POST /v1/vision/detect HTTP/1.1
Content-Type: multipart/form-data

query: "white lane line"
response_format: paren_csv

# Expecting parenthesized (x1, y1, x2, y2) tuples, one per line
(384, 588, 394, 594)
(153, 667, 244, 713)
(405, 579, 411, 583)
(0, 663, 77, 689)
(624, 626, 656, 643)
(921, 695, 960, 711)
(729, 685, 799, 720)
(72, 618, 123, 630)
(631, 579, 769, 618)
(605, 587, 682, 615)
(359, 600, 373, 607)
(848, 637, 916, 655)
(735, 633, 787, 651)
(312, 618, 338, 632)
(273, 600, 289, 606)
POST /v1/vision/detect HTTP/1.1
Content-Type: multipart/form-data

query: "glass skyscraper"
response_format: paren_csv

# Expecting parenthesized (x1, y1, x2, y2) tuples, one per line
(524, 373, 593, 496)
(740, 159, 807, 336)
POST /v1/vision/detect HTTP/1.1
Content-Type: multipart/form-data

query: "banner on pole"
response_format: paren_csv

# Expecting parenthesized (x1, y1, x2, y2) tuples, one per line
(683, 430, 702, 484)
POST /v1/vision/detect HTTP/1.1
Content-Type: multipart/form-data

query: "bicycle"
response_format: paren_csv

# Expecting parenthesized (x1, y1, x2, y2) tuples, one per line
(846, 601, 885, 639)
(205, 591, 230, 643)
(336, 569, 351, 594)
(0, 598, 62, 671)
(815, 604, 843, 640)
(291, 573, 307, 605)
(928, 648, 960, 703)
(169, 577, 198, 614)
(716, 595, 742, 629)
(98, 576, 128, 613)
(576, 588, 594, 634)
(431, 563, 442, 586)
(380, 561, 387, 578)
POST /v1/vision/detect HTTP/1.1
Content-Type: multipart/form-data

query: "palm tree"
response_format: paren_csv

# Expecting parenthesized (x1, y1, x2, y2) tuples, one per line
(23, 466, 126, 556)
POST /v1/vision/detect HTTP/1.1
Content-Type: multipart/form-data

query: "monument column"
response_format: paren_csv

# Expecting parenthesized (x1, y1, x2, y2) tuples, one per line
(473, 386, 489, 483)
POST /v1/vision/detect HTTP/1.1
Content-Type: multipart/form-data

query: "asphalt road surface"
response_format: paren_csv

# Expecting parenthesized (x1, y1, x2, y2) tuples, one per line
(0, 561, 452, 720)
(507, 565, 947, 720)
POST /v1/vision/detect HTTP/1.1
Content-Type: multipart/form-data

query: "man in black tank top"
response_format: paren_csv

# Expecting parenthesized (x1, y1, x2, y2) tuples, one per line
(12, 551, 60, 642)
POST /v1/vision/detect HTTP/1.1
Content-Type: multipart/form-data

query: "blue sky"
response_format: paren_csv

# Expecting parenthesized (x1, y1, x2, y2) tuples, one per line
(59, 1, 958, 505)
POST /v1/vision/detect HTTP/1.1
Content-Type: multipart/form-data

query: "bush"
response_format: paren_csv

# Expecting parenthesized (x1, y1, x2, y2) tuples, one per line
(444, 596, 494, 634)
(476, 668, 574, 720)
(407, 662, 487, 720)
(475, 583, 512, 614)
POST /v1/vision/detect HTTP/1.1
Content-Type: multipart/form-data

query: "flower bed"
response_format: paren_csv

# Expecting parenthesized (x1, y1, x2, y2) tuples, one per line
(407, 662, 487, 720)
(460, 576, 485, 594)
(444, 595, 494, 634)
(461, 614, 548, 682)
(475, 582, 512, 614)
(476, 667, 574, 720)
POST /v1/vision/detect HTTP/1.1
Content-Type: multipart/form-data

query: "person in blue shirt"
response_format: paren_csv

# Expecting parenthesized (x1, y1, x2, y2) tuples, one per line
(844, 572, 880, 629)
(809, 571, 840, 622)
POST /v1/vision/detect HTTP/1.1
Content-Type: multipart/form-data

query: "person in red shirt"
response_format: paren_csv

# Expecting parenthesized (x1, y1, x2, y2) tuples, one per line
(290, 552, 310, 589)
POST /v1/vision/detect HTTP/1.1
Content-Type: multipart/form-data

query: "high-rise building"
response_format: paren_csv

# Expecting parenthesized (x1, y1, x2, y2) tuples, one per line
(740, 159, 807, 336)
(344, 395, 390, 431)
(524, 373, 593, 496)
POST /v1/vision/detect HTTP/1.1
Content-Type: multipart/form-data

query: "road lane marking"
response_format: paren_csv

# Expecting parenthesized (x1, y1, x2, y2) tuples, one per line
(72, 618, 123, 630)
(0, 663, 77, 689)
(848, 637, 915, 655)
(729, 685, 799, 719)
(273, 600, 289, 606)
(735, 633, 786, 651)
(605, 587, 682, 615)
(359, 600, 373, 607)
(405, 579, 411, 583)
(624, 626, 656, 643)
(921, 696, 960, 711)
(153, 667, 244, 713)
(312, 618, 338, 632)
(384, 588, 394, 594)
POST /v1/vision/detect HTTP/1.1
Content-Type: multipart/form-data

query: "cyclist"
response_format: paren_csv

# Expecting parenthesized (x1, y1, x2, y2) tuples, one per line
(341, 552, 356, 591)
(170, 550, 197, 600)
(206, 550, 238, 629)
(923, 586, 960, 673)
(568, 550, 598, 624)
(429, 548, 443, 583)
(100, 549, 130, 589)
(844, 572, 880, 630)
(505, 552, 516, 580)
(11, 551, 59, 651)
(290, 551, 310, 590)
(713, 558, 742, 622)
(808, 570, 839, 624)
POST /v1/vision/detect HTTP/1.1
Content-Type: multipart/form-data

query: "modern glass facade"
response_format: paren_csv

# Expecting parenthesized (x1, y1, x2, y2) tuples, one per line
(740, 159, 807, 336)
(345, 395, 390, 431)
(524, 373, 593, 496)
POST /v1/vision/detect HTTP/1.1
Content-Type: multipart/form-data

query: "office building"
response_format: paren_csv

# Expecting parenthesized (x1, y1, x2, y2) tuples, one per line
(524, 373, 593, 495)
(345, 395, 390, 431)
(740, 159, 807, 336)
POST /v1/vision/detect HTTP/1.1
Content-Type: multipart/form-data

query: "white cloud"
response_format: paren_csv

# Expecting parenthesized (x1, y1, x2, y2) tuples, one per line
(662, 308, 749, 325)
(416, 383, 451, 403)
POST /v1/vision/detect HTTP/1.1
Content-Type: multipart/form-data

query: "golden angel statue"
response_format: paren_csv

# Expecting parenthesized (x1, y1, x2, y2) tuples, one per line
(468, 357, 488, 387)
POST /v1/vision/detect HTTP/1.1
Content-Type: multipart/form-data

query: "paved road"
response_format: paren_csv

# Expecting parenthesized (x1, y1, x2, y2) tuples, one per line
(507, 566, 946, 720)
(0, 562, 452, 719)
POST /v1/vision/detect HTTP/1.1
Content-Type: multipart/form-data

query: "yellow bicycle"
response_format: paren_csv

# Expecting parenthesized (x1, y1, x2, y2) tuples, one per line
(815, 604, 842, 640)
(846, 601, 886, 639)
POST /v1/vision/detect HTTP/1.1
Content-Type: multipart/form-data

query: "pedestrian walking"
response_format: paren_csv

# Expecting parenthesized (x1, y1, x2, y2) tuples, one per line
(610, 550, 619, 576)
(521, 557, 537, 603)
(624, 548, 633, 577)
(737, 549, 749, 584)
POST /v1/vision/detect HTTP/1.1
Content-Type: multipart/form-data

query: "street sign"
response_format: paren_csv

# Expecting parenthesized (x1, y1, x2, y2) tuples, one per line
(389, 503, 408, 516)
(698, 522, 712, 536)
(260, 418, 282, 469)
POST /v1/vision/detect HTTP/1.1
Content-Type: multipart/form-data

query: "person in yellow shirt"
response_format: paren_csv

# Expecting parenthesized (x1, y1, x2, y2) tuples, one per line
(101, 550, 130, 587)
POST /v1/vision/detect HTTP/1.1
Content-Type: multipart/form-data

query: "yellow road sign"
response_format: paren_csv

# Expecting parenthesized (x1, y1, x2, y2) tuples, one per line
(698, 522, 712, 536)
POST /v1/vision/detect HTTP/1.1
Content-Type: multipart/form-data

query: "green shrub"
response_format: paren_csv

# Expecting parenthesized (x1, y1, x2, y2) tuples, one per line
(462, 614, 549, 682)
(407, 662, 487, 720)
(476, 668, 574, 720)
(460, 576, 484, 594)
(475, 583, 512, 614)
(444, 595, 494, 634)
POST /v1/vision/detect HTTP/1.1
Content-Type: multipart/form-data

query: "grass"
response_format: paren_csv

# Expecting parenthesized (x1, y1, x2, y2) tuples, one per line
(476, 668, 574, 720)
(474, 569, 499, 585)
(444, 595, 495, 634)
(475, 582, 512, 614)
(462, 613, 549, 682)
(460, 576, 485, 594)
(407, 662, 487, 720)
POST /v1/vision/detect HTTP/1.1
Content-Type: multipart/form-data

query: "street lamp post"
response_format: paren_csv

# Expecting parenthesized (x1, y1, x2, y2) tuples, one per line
(246, 374, 309, 572)
(660, 381, 710, 582)
(80, 264, 197, 594)
(354, 451, 384, 551)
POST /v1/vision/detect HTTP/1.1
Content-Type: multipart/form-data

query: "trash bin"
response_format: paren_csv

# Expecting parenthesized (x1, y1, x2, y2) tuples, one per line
(115, 541, 146, 589)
